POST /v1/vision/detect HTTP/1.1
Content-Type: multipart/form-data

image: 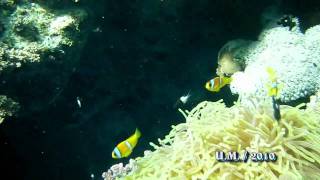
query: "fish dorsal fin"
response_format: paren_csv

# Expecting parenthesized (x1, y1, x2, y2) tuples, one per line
(266, 67, 277, 82)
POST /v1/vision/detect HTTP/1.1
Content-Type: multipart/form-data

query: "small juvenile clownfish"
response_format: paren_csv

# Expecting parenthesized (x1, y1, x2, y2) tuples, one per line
(112, 128, 141, 159)
(266, 67, 282, 121)
(205, 76, 232, 92)
(266, 67, 283, 98)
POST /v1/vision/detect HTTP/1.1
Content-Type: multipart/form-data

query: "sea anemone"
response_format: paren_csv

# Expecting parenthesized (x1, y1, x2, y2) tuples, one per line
(229, 20, 320, 102)
(104, 97, 320, 179)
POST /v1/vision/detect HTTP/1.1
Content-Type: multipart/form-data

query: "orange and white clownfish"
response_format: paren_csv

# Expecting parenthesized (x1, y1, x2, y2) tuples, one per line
(112, 128, 141, 159)
(205, 76, 232, 92)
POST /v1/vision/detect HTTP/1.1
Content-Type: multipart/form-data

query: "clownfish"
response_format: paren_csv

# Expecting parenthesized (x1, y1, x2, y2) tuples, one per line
(112, 128, 141, 159)
(266, 67, 283, 98)
(266, 67, 282, 121)
(205, 76, 232, 92)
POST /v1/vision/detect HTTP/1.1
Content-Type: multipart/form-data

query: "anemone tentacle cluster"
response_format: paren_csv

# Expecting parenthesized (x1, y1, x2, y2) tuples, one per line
(103, 18, 320, 180)
(103, 97, 320, 179)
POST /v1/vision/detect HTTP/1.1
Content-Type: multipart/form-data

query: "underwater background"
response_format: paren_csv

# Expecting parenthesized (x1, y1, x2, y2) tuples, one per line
(0, 0, 319, 179)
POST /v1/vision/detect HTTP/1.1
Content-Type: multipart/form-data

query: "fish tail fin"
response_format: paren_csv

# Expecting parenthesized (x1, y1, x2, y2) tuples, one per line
(266, 67, 277, 82)
(266, 67, 275, 76)
(134, 128, 141, 138)
(224, 77, 233, 84)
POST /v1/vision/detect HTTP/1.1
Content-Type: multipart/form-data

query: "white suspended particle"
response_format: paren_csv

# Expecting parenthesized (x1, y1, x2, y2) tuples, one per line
(76, 97, 82, 108)
(90, 173, 94, 179)
(180, 90, 191, 104)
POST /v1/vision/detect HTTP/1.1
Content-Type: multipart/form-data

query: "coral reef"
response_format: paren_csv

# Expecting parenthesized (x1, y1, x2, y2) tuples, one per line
(103, 97, 320, 179)
(102, 160, 137, 180)
(0, 0, 15, 8)
(0, 1, 88, 114)
(0, 3, 87, 70)
(228, 19, 320, 102)
(0, 95, 19, 124)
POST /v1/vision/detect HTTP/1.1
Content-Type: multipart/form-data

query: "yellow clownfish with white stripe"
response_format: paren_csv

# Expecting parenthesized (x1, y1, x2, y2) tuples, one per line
(266, 67, 283, 98)
(266, 67, 283, 121)
(205, 76, 232, 92)
(112, 128, 141, 159)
